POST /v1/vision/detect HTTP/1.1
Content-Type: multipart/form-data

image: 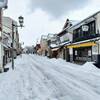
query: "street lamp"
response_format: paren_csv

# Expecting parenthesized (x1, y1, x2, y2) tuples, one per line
(11, 16, 24, 70)
(18, 16, 24, 28)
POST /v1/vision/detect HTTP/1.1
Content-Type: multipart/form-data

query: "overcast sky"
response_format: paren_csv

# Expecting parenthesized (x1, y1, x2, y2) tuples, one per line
(4, 0, 100, 46)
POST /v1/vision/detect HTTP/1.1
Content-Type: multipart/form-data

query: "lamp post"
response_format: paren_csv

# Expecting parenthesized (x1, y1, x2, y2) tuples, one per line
(11, 16, 24, 70)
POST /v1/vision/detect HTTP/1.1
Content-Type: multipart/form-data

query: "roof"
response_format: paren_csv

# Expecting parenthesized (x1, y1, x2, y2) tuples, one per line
(50, 41, 71, 49)
(57, 20, 79, 36)
(69, 11, 100, 30)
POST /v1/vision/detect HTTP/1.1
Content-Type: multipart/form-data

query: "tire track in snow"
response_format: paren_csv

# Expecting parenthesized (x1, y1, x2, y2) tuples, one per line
(23, 55, 57, 100)
(27, 55, 100, 100)
(32, 55, 100, 89)
(29, 55, 100, 95)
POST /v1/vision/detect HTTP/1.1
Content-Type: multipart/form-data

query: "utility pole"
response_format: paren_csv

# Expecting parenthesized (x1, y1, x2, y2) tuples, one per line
(11, 22, 14, 70)
(11, 16, 24, 70)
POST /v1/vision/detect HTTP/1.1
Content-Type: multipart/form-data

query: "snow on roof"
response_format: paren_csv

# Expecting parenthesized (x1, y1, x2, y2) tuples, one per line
(69, 11, 100, 30)
(50, 44, 58, 48)
(50, 41, 71, 48)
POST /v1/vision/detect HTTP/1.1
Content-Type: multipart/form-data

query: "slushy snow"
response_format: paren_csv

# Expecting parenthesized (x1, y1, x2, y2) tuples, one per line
(0, 54, 100, 100)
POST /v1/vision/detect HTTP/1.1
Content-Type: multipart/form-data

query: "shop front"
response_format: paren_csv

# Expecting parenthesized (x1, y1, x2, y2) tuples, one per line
(73, 47, 92, 62)
(51, 48, 59, 58)
(68, 41, 96, 62)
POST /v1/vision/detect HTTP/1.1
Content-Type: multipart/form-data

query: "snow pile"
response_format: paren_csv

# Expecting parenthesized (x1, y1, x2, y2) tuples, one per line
(81, 62, 100, 74)
(0, 54, 100, 100)
(82, 62, 97, 70)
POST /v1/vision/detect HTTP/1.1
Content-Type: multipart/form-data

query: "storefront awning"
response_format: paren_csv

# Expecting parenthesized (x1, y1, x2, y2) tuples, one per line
(67, 42, 96, 48)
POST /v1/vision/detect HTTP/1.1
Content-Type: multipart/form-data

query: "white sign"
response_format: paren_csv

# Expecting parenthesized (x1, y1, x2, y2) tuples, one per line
(92, 45, 98, 55)
(0, 0, 7, 8)
(88, 50, 91, 56)
(75, 50, 77, 56)
(82, 25, 89, 32)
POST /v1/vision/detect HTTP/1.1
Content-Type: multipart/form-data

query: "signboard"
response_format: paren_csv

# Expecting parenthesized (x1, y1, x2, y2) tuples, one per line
(92, 45, 98, 55)
(75, 50, 77, 56)
(0, 0, 7, 8)
(82, 25, 89, 32)
(88, 50, 91, 56)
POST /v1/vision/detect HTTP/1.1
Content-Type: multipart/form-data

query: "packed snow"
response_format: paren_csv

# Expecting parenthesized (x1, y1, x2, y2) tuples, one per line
(0, 54, 100, 100)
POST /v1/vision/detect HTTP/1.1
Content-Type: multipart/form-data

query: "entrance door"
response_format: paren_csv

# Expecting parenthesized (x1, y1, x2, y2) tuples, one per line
(73, 47, 92, 62)
(66, 48, 70, 62)
(63, 48, 65, 60)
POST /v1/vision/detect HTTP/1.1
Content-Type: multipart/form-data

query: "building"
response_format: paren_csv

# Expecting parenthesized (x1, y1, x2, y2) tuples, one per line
(0, 16, 20, 72)
(57, 19, 72, 61)
(2, 17, 19, 65)
(67, 11, 100, 65)
(34, 44, 41, 55)
(47, 33, 58, 58)
(40, 35, 48, 56)
(24, 46, 34, 54)
(0, 9, 3, 72)
(40, 34, 58, 58)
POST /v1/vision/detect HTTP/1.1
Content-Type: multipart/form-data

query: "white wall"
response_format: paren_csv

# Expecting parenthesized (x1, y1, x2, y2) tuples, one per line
(96, 13, 100, 34)
(2, 17, 18, 49)
(92, 44, 98, 55)
(60, 33, 72, 43)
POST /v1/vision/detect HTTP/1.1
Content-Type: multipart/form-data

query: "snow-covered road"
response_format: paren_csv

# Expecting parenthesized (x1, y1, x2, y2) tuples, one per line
(0, 54, 100, 100)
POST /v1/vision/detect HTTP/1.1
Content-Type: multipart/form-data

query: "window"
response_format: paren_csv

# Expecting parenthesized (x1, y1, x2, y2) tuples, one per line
(88, 21, 96, 36)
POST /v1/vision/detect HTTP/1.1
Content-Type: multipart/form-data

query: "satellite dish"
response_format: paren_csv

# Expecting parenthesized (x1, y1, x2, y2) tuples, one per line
(0, 0, 8, 8)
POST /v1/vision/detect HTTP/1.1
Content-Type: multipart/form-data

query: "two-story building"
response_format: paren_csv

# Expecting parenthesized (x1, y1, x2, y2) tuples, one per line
(40, 33, 58, 58)
(40, 35, 48, 56)
(47, 34, 59, 58)
(0, 17, 20, 71)
(56, 19, 73, 61)
(67, 11, 100, 65)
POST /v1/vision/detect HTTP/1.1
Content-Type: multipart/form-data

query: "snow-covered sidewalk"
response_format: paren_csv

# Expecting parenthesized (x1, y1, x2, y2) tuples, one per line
(0, 54, 100, 100)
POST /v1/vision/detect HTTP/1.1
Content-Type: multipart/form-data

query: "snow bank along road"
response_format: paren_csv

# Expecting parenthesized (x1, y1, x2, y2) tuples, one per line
(0, 54, 100, 100)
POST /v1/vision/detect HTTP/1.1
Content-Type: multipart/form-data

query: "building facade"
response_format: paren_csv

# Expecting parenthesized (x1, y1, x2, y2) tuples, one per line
(0, 16, 20, 72)
(0, 9, 3, 72)
(56, 19, 72, 61)
(67, 11, 100, 64)
(40, 35, 48, 56)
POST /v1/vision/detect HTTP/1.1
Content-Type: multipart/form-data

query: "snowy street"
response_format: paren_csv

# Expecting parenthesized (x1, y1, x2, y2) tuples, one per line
(0, 54, 100, 100)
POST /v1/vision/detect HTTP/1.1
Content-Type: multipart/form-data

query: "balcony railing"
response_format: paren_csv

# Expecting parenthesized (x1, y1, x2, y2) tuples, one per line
(73, 34, 100, 42)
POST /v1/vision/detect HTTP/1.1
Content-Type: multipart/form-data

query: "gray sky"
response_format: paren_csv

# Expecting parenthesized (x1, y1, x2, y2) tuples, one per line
(4, 0, 100, 46)
(29, 0, 88, 17)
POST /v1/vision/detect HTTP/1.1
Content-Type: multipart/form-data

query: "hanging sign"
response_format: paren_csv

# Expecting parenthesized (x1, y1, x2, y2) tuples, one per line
(82, 25, 89, 32)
